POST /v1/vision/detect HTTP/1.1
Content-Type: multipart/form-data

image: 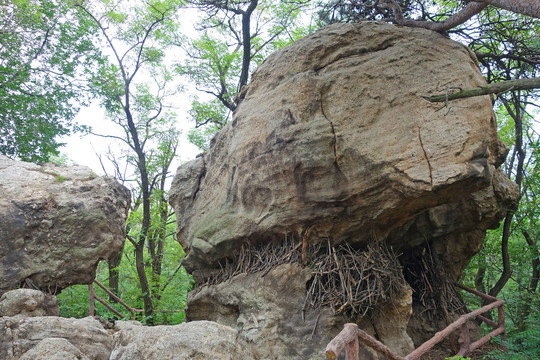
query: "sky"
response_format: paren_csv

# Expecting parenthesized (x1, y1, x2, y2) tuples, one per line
(60, 99, 201, 176)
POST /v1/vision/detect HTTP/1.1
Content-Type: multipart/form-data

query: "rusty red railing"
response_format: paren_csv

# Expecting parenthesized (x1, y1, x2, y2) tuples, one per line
(326, 284, 506, 360)
(89, 280, 143, 320)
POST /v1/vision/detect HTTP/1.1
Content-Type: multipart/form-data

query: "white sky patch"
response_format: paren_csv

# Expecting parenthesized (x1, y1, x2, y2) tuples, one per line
(59, 7, 205, 175)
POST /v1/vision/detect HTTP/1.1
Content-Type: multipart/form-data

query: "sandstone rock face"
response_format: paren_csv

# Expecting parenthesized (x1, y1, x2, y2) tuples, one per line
(187, 263, 412, 359)
(0, 156, 130, 291)
(0, 289, 59, 318)
(170, 21, 519, 359)
(1, 312, 250, 360)
(18, 338, 90, 360)
(0, 316, 114, 360)
(110, 320, 255, 360)
(169, 22, 518, 276)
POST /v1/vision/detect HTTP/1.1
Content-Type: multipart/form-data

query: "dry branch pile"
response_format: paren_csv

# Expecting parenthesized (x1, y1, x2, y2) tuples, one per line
(304, 242, 407, 318)
(200, 234, 308, 287)
(403, 246, 467, 320)
(198, 236, 408, 319)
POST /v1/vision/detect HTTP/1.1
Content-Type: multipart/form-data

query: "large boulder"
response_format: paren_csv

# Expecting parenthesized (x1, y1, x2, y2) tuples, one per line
(170, 21, 519, 359)
(18, 338, 90, 360)
(0, 156, 130, 292)
(169, 22, 517, 277)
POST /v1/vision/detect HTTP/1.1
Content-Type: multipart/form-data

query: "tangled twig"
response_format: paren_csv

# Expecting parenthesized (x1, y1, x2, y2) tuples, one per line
(304, 241, 406, 318)
(197, 236, 408, 320)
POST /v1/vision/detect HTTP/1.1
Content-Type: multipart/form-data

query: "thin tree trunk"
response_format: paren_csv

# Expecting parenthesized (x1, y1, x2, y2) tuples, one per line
(237, 0, 258, 91)
(125, 106, 155, 325)
(516, 230, 539, 332)
(488, 96, 524, 298)
(488, 212, 514, 298)
(523, 231, 540, 293)
(135, 242, 154, 324)
(108, 252, 122, 302)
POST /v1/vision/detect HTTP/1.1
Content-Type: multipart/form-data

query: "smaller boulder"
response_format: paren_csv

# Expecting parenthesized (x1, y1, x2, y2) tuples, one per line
(0, 155, 131, 291)
(2, 316, 114, 360)
(19, 338, 89, 360)
(110, 320, 255, 360)
(0, 289, 59, 318)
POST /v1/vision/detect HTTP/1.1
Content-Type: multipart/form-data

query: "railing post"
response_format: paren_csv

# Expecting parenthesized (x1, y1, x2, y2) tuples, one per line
(457, 322, 470, 356)
(498, 304, 507, 351)
(326, 285, 507, 360)
(345, 331, 359, 360)
(326, 323, 359, 360)
(89, 283, 95, 317)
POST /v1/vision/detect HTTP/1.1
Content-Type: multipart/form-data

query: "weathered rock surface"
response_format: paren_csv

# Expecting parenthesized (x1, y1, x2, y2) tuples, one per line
(171, 21, 519, 359)
(1, 306, 250, 360)
(0, 289, 59, 318)
(187, 263, 409, 359)
(0, 156, 130, 291)
(18, 338, 90, 360)
(110, 320, 255, 360)
(1, 316, 114, 360)
(170, 22, 518, 276)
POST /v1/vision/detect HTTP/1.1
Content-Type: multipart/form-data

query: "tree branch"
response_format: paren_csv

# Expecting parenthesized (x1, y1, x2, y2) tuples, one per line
(472, 0, 540, 19)
(422, 77, 540, 102)
(399, 2, 487, 32)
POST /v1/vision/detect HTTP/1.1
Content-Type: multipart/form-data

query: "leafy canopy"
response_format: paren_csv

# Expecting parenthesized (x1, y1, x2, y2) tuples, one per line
(0, 0, 103, 162)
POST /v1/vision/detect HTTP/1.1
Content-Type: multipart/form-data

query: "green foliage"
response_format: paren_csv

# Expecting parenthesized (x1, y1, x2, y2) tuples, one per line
(57, 216, 194, 324)
(0, 0, 103, 163)
(57, 284, 91, 318)
(446, 356, 470, 360)
(45, 152, 75, 166)
(462, 102, 539, 358)
(188, 123, 222, 151)
(180, 0, 312, 148)
(481, 309, 540, 360)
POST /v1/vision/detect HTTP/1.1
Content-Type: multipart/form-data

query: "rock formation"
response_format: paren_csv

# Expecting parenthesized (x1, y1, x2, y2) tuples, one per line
(0, 289, 59, 318)
(170, 22, 519, 358)
(110, 320, 255, 360)
(0, 289, 251, 360)
(0, 156, 130, 292)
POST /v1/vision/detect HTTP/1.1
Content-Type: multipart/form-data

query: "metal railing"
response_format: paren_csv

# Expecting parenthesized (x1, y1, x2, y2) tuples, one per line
(88, 280, 143, 320)
(325, 284, 506, 360)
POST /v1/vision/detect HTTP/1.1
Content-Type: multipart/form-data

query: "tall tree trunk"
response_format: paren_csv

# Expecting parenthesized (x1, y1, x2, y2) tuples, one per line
(488, 95, 524, 298)
(125, 107, 155, 325)
(517, 230, 540, 332)
(135, 242, 154, 324)
(237, 0, 258, 91)
(488, 212, 514, 298)
(108, 252, 122, 302)
(523, 231, 540, 293)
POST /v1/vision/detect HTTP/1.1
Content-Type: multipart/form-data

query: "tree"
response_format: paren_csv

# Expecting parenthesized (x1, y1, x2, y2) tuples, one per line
(73, 0, 183, 325)
(179, 0, 311, 149)
(0, 0, 103, 163)
(317, 1, 539, 30)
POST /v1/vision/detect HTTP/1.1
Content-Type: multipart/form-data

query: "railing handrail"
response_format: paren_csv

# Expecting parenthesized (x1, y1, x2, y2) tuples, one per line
(89, 280, 143, 320)
(326, 284, 506, 360)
